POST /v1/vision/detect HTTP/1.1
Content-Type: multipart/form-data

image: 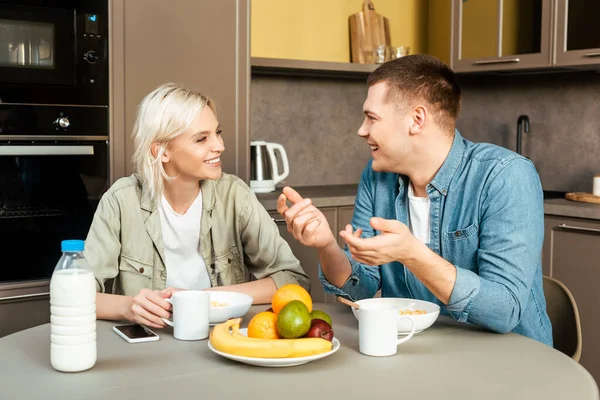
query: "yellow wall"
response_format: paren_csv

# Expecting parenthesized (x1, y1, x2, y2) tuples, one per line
(251, 0, 429, 62)
(427, 0, 452, 66)
(461, 0, 498, 59)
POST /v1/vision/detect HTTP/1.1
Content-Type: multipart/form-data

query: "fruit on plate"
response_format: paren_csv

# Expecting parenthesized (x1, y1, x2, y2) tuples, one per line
(310, 309, 332, 326)
(276, 300, 312, 339)
(247, 311, 280, 339)
(210, 318, 332, 358)
(304, 319, 334, 342)
(271, 283, 313, 314)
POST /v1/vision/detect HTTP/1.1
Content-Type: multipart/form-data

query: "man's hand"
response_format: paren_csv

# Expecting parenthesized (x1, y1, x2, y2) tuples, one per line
(339, 217, 418, 266)
(125, 289, 173, 328)
(277, 186, 336, 250)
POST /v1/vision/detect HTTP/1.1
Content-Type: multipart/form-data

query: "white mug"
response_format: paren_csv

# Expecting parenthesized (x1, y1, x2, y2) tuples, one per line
(161, 290, 210, 341)
(357, 304, 416, 357)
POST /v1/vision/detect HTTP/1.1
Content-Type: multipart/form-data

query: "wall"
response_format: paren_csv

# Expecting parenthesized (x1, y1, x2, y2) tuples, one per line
(252, 71, 600, 192)
(456, 71, 600, 192)
(251, 75, 371, 187)
(251, 0, 429, 62)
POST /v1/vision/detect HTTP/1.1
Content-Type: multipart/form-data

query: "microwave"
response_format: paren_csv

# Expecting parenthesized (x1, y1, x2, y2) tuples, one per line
(0, 0, 108, 106)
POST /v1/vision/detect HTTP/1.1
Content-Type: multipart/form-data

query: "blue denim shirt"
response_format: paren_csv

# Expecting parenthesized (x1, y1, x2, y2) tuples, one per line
(320, 130, 553, 347)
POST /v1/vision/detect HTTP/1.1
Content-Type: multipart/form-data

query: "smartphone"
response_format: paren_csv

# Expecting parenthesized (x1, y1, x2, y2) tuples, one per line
(113, 324, 160, 343)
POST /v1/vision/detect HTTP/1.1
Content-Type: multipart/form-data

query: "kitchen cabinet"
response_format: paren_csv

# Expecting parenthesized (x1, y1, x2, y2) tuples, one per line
(451, 0, 552, 73)
(109, 0, 250, 183)
(554, 0, 600, 67)
(338, 206, 356, 248)
(269, 208, 338, 303)
(0, 281, 50, 338)
(542, 215, 600, 383)
(268, 205, 356, 303)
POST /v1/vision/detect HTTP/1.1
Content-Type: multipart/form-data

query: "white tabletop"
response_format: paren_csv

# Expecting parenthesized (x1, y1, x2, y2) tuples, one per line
(0, 303, 597, 400)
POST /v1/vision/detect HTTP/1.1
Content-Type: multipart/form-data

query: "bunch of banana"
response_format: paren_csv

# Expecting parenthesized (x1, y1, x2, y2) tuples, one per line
(210, 318, 333, 358)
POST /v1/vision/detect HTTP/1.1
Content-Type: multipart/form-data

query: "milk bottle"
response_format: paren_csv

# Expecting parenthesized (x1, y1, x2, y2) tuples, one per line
(50, 240, 97, 372)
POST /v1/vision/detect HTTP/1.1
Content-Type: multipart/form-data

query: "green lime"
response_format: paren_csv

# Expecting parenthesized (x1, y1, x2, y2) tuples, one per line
(276, 300, 311, 339)
(310, 309, 333, 326)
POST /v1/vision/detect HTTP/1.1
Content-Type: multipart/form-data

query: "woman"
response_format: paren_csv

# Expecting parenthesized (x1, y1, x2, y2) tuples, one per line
(84, 83, 310, 328)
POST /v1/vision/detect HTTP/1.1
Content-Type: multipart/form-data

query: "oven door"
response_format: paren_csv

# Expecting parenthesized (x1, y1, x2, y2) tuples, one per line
(0, 2, 75, 86)
(0, 140, 108, 283)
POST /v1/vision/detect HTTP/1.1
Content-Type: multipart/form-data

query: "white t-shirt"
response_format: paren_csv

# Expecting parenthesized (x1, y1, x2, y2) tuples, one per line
(407, 182, 431, 244)
(158, 191, 211, 290)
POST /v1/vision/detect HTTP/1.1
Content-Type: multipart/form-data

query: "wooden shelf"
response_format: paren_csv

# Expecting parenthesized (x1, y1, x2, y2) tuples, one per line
(250, 57, 379, 79)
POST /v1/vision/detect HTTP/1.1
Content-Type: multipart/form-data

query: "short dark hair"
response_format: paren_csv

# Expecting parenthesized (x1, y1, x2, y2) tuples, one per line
(367, 54, 462, 133)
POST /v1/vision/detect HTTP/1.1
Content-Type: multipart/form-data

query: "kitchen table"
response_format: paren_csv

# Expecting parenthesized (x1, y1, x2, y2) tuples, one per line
(0, 303, 597, 400)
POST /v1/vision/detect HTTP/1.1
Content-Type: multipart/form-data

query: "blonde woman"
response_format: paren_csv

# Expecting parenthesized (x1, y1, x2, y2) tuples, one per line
(84, 83, 310, 328)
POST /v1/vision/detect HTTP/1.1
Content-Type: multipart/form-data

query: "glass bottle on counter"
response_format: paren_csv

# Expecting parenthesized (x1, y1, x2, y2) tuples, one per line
(50, 240, 97, 372)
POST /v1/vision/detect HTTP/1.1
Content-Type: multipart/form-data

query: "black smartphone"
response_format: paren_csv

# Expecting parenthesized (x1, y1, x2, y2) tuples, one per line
(113, 324, 160, 343)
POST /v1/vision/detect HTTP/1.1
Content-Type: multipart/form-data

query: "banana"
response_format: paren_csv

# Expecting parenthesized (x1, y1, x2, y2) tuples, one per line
(209, 318, 333, 358)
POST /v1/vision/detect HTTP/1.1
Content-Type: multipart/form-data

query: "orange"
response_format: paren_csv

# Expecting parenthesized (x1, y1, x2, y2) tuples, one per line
(271, 284, 313, 314)
(247, 311, 280, 339)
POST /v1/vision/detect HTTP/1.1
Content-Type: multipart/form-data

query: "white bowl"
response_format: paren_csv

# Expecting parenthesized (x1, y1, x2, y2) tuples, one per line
(351, 298, 440, 334)
(208, 291, 253, 324)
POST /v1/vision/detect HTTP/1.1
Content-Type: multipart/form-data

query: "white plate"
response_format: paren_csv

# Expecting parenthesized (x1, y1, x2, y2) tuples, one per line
(208, 328, 340, 367)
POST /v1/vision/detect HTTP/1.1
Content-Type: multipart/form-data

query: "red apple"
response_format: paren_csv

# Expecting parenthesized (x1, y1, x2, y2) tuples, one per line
(304, 319, 334, 342)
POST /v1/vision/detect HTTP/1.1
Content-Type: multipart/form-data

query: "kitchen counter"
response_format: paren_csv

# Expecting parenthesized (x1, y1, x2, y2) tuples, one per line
(256, 184, 359, 211)
(257, 185, 600, 221)
(544, 198, 600, 221)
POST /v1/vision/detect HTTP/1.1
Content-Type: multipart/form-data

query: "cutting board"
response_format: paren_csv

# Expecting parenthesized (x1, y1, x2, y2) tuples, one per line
(349, 0, 391, 64)
(565, 192, 600, 204)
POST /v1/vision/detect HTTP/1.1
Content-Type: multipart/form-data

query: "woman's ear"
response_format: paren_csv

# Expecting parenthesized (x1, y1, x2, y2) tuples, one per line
(151, 142, 169, 163)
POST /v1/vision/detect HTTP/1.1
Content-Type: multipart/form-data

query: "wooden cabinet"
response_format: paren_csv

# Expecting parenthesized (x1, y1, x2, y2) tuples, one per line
(554, 0, 600, 66)
(268, 205, 356, 303)
(109, 0, 250, 183)
(542, 215, 600, 383)
(269, 208, 338, 303)
(338, 206, 356, 248)
(0, 282, 50, 338)
(451, 0, 552, 72)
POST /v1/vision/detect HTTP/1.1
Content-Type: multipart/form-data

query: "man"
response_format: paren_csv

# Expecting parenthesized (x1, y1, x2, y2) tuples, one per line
(277, 54, 552, 346)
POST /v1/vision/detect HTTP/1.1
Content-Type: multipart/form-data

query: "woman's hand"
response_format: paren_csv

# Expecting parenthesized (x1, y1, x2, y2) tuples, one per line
(125, 288, 173, 328)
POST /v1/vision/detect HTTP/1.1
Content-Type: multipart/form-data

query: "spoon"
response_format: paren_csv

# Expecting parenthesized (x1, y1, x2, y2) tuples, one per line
(337, 296, 360, 310)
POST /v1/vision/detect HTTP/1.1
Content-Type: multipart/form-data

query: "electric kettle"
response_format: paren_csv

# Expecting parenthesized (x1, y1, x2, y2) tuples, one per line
(250, 141, 290, 193)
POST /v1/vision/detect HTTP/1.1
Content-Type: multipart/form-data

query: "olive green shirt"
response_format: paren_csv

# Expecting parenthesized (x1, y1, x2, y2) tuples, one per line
(83, 173, 310, 296)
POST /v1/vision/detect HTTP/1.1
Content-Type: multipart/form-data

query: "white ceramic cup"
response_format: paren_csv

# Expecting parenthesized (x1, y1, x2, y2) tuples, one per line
(161, 290, 210, 341)
(357, 304, 416, 357)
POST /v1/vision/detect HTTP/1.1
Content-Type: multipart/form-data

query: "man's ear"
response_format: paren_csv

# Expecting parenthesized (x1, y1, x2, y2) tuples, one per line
(409, 105, 428, 135)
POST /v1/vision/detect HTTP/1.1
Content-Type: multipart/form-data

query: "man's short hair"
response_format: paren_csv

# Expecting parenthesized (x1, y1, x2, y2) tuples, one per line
(367, 54, 462, 133)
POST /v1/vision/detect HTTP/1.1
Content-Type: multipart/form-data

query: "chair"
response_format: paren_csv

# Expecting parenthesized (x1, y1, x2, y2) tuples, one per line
(543, 276, 582, 362)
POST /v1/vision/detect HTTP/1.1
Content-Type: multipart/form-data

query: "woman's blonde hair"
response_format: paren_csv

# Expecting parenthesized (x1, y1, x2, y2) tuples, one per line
(131, 82, 216, 201)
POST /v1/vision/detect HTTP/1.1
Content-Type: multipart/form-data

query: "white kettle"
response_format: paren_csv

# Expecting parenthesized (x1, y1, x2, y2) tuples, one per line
(250, 141, 290, 193)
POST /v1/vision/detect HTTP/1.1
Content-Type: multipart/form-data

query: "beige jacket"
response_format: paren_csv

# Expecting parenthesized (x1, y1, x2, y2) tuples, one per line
(84, 173, 310, 296)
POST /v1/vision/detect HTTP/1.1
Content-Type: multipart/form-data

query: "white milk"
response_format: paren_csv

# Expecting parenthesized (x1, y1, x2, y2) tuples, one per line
(50, 269, 97, 372)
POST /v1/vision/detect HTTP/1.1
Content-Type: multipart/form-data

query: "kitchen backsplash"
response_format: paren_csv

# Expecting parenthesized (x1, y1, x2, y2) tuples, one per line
(251, 76, 371, 187)
(251, 71, 600, 192)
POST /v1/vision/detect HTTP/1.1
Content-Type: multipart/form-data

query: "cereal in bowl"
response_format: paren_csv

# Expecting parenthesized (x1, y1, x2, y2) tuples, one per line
(398, 309, 427, 315)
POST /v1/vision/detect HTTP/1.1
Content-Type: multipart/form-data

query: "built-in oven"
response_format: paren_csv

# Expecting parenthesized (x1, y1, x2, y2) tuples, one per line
(0, 0, 108, 105)
(0, 103, 108, 282)
(0, 102, 108, 336)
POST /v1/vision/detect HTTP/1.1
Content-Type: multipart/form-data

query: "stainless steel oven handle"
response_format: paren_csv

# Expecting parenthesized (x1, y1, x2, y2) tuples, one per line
(0, 292, 50, 302)
(0, 135, 108, 141)
(0, 145, 94, 156)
